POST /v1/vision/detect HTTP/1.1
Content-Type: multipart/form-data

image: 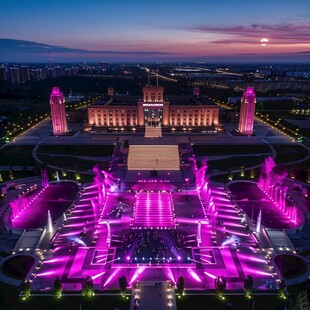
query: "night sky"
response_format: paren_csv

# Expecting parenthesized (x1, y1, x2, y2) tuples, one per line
(1, 0, 310, 62)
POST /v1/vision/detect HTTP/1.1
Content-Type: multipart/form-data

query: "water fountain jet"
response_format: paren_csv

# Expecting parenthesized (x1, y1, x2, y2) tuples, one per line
(47, 210, 53, 235)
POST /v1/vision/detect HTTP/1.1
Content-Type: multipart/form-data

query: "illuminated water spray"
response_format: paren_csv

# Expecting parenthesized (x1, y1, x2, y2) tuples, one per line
(195, 160, 213, 220)
(56, 170, 60, 182)
(197, 221, 202, 246)
(258, 157, 300, 225)
(195, 160, 208, 191)
(258, 156, 275, 193)
(93, 165, 105, 204)
(101, 221, 111, 245)
(256, 209, 262, 235)
(47, 210, 53, 235)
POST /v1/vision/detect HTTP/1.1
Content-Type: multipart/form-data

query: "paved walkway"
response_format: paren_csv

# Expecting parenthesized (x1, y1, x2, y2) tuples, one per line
(130, 281, 176, 310)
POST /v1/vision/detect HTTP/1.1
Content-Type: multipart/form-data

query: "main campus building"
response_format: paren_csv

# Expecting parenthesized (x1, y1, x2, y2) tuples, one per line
(85, 86, 222, 132)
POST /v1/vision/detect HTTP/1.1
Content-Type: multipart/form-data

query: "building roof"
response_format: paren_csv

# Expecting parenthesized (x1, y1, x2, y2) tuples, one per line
(90, 95, 140, 107)
(89, 94, 217, 108)
(167, 95, 216, 106)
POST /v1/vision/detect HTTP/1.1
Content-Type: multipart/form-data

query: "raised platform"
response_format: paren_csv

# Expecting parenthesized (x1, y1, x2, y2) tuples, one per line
(128, 145, 179, 170)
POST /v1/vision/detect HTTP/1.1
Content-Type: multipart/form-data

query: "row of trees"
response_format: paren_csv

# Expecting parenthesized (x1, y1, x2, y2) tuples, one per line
(20, 275, 288, 303)
(20, 276, 94, 300)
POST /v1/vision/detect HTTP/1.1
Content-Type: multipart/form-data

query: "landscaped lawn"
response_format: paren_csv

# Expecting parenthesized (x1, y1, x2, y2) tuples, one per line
(37, 145, 115, 157)
(192, 144, 272, 156)
(207, 155, 266, 172)
(273, 144, 309, 163)
(0, 145, 35, 166)
(37, 154, 109, 171)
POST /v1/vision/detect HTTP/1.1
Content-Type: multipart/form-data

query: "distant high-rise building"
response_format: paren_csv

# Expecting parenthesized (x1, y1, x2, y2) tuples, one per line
(20, 66, 30, 82)
(99, 62, 109, 70)
(50, 87, 68, 135)
(193, 87, 200, 96)
(64, 68, 71, 76)
(10, 67, 20, 84)
(71, 67, 79, 75)
(108, 87, 115, 96)
(54, 66, 62, 78)
(32, 69, 44, 81)
(47, 67, 56, 78)
(238, 86, 256, 135)
(0, 66, 7, 80)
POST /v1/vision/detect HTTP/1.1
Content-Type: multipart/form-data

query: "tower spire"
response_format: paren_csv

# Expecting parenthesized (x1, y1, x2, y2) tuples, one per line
(156, 66, 159, 87)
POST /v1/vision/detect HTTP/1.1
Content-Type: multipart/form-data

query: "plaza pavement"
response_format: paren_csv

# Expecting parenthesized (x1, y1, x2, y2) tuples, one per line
(0, 117, 309, 309)
(8, 118, 294, 147)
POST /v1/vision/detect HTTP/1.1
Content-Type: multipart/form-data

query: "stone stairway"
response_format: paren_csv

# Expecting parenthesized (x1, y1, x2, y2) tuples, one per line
(145, 126, 162, 138)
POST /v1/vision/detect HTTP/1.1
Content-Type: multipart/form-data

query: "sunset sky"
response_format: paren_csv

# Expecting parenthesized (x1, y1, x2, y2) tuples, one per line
(1, 0, 310, 62)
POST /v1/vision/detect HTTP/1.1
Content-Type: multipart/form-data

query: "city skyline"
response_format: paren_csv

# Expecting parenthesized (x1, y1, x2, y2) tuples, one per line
(1, 0, 310, 62)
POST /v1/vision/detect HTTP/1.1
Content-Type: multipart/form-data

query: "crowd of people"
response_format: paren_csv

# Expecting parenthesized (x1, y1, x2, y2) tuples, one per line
(114, 229, 190, 263)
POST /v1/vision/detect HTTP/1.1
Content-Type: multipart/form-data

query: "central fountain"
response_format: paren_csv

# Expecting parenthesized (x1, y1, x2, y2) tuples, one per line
(195, 161, 214, 219)
(258, 156, 302, 226)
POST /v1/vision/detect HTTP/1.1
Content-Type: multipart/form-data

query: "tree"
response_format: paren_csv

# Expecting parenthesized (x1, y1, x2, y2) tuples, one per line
(20, 280, 31, 300)
(278, 279, 287, 300)
(53, 277, 62, 299)
(243, 275, 253, 299)
(250, 168, 256, 179)
(122, 140, 129, 149)
(118, 276, 128, 296)
(8, 166, 14, 180)
(22, 165, 28, 176)
(177, 276, 185, 295)
(215, 276, 226, 300)
(227, 168, 233, 181)
(75, 171, 80, 181)
(240, 166, 245, 177)
(82, 276, 94, 297)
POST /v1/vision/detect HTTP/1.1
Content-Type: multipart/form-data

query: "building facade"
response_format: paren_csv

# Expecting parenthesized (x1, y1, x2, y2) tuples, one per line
(0, 66, 6, 81)
(20, 66, 30, 83)
(86, 86, 220, 131)
(10, 68, 20, 84)
(50, 87, 68, 135)
(238, 86, 256, 135)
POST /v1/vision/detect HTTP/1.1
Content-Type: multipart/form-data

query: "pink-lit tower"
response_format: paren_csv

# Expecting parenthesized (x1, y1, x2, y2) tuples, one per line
(238, 86, 256, 135)
(50, 87, 68, 135)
